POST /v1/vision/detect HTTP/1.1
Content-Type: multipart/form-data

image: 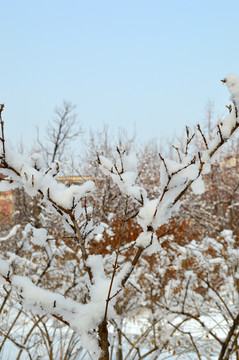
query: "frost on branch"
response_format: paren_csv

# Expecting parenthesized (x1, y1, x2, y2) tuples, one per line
(0, 76, 239, 359)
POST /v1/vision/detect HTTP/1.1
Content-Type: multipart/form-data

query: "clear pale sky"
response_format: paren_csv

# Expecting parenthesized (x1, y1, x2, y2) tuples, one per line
(1, 0, 239, 150)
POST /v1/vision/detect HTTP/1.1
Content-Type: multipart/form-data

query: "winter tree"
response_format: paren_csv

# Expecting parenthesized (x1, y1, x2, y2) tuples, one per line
(0, 75, 239, 360)
(36, 100, 82, 170)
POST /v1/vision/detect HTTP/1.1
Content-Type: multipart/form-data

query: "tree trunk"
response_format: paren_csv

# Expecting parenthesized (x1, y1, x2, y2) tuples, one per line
(116, 327, 123, 360)
(98, 319, 109, 360)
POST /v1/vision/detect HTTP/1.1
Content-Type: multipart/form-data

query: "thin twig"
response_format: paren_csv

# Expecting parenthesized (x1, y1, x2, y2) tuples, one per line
(197, 124, 209, 150)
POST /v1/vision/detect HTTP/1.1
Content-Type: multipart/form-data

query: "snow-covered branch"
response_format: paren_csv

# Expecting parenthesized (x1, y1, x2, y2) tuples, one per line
(0, 74, 239, 359)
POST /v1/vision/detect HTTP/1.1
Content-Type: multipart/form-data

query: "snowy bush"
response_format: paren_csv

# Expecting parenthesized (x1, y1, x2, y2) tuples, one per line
(0, 75, 239, 359)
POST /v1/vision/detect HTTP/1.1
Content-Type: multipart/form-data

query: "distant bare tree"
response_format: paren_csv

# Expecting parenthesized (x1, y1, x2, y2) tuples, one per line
(36, 100, 82, 168)
(205, 99, 215, 140)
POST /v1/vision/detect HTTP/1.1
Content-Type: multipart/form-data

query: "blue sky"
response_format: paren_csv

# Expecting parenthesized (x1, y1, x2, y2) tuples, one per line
(1, 0, 239, 151)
